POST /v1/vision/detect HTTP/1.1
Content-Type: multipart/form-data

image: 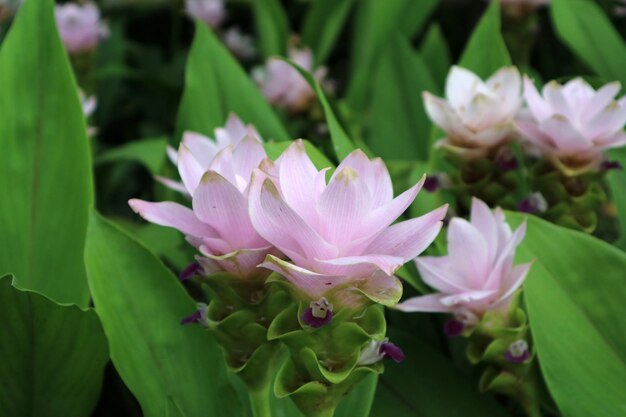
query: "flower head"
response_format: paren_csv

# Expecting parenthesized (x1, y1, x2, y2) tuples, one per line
(255, 47, 327, 113)
(185, 0, 225, 28)
(423, 66, 522, 158)
(55, 2, 108, 54)
(397, 198, 531, 322)
(248, 140, 447, 308)
(222, 27, 256, 60)
(130, 124, 275, 279)
(517, 76, 626, 173)
(158, 114, 262, 196)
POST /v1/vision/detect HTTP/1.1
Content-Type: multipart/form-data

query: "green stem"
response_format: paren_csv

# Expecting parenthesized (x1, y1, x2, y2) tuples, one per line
(248, 384, 272, 417)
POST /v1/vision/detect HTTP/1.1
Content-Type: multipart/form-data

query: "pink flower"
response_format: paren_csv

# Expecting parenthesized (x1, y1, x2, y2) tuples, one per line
(397, 198, 531, 324)
(423, 66, 522, 158)
(129, 135, 276, 279)
(255, 47, 327, 113)
(55, 2, 108, 54)
(222, 27, 256, 60)
(517, 76, 626, 172)
(185, 0, 225, 28)
(248, 140, 448, 307)
(158, 114, 262, 196)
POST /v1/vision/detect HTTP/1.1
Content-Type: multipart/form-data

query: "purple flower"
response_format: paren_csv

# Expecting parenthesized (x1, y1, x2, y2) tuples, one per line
(55, 2, 108, 55)
(517, 192, 548, 214)
(358, 338, 405, 365)
(185, 0, 225, 28)
(504, 339, 531, 364)
(301, 297, 333, 328)
(181, 303, 209, 327)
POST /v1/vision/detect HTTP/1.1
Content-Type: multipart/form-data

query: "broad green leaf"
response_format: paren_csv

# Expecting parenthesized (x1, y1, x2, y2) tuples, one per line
(367, 34, 438, 161)
(175, 22, 289, 143)
(301, 0, 356, 65)
(251, 0, 289, 58)
(96, 137, 168, 175)
(0, 0, 93, 306)
(370, 329, 510, 417)
(419, 24, 451, 89)
(458, 1, 511, 78)
(282, 59, 355, 160)
(0, 275, 108, 417)
(85, 213, 243, 417)
(346, 0, 439, 109)
(264, 139, 335, 170)
(607, 147, 626, 250)
(507, 213, 626, 417)
(551, 0, 626, 86)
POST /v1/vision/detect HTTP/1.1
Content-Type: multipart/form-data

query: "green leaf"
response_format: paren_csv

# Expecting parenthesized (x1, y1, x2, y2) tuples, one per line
(281, 59, 355, 160)
(84, 212, 243, 417)
(96, 137, 168, 175)
(346, 0, 439, 109)
(301, 0, 356, 65)
(507, 213, 626, 417)
(458, 1, 511, 78)
(175, 22, 289, 143)
(367, 34, 438, 161)
(264, 139, 335, 170)
(551, 0, 626, 86)
(370, 329, 510, 417)
(419, 24, 452, 89)
(251, 0, 289, 58)
(607, 147, 626, 250)
(0, 274, 108, 417)
(0, 0, 93, 306)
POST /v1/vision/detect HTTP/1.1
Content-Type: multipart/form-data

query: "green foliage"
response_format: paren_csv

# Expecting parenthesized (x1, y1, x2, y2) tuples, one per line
(370, 330, 510, 417)
(84, 213, 243, 417)
(458, 1, 511, 78)
(251, 0, 289, 58)
(551, 0, 626, 85)
(301, 0, 356, 65)
(508, 213, 626, 417)
(367, 34, 438, 161)
(0, 275, 108, 417)
(96, 137, 168, 175)
(607, 148, 626, 250)
(175, 22, 289, 143)
(0, 0, 93, 307)
(264, 139, 335, 170)
(419, 24, 452, 89)
(281, 59, 355, 160)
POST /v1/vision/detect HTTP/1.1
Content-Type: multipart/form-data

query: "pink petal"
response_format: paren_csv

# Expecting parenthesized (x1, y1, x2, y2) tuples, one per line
(182, 131, 219, 168)
(177, 143, 206, 196)
(333, 150, 393, 208)
(231, 136, 267, 186)
(539, 114, 590, 152)
(446, 66, 484, 110)
(248, 172, 337, 263)
(446, 217, 490, 287)
(364, 205, 447, 261)
(395, 293, 450, 313)
(440, 289, 498, 309)
(493, 262, 533, 309)
(484, 220, 527, 289)
(416, 256, 473, 293)
(192, 171, 258, 248)
(200, 246, 275, 278)
(154, 176, 190, 197)
(128, 199, 215, 237)
(352, 271, 403, 307)
(423, 93, 473, 138)
(542, 81, 573, 119)
(523, 76, 552, 120)
(313, 254, 405, 277)
(469, 198, 499, 265)
(584, 101, 626, 141)
(317, 166, 371, 245)
(487, 67, 522, 116)
(583, 81, 621, 123)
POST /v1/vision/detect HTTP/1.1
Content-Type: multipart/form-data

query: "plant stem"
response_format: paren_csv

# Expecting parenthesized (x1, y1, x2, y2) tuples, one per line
(248, 384, 272, 417)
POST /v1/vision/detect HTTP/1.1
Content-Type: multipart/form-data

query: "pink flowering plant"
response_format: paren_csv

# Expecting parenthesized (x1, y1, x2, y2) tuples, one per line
(3, 1, 626, 417)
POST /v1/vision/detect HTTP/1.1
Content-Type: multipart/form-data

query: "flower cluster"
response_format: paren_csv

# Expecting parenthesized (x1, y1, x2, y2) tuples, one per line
(55, 2, 108, 55)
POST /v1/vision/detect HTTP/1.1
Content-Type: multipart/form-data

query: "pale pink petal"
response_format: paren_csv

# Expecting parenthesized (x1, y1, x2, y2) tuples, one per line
(128, 199, 216, 237)
(182, 131, 220, 168)
(317, 166, 371, 245)
(200, 246, 275, 278)
(596, 131, 626, 149)
(231, 136, 267, 184)
(423, 93, 473, 138)
(584, 101, 626, 141)
(178, 143, 206, 195)
(462, 93, 504, 132)
(446, 218, 489, 287)
(487, 67, 522, 116)
(166, 145, 178, 165)
(485, 220, 527, 289)
(364, 205, 447, 261)
(492, 262, 532, 309)
(539, 115, 590, 152)
(523, 76, 552, 120)
(154, 176, 190, 196)
(440, 289, 498, 308)
(313, 254, 405, 277)
(352, 271, 403, 307)
(192, 171, 258, 248)
(395, 293, 451, 313)
(208, 146, 239, 187)
(333, 150, 393, 208)
(542, 81, 573, 119)
(583, 81, 621, 123)
(416, 256, 472, 293)
(470, 198, 499, 265)
(446, 66, 484, 110)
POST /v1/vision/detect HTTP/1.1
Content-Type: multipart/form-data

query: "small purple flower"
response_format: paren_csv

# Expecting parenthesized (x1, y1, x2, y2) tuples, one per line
(504, 339, 531, 364)
(301, 297, 333, 328)
(424, 173, 451, 193)
(444, 319, 465, 337)
(494, 146, 519, 171)
(179, 261, 203, 281)
(181, 303, 209, 327)
(517, 192, 548, 214)
(600, 160, 623, 172)
(358, 338, 405, 365)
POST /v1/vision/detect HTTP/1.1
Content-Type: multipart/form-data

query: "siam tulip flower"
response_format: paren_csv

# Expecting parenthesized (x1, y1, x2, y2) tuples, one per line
(158, 114, 262, 196)
(516, 76, 626, 173)
(423, 66, 522, 158)
(129, 134, 277, 279)
(185, 0, 225, 28)
(222, 27, 256, 60)
(397, 198, 531, 326)
(255, 47, 328, 113)
(55, 2, 108, 55)
(248, 140, 448, 309)
(358, 338, 405, 365)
